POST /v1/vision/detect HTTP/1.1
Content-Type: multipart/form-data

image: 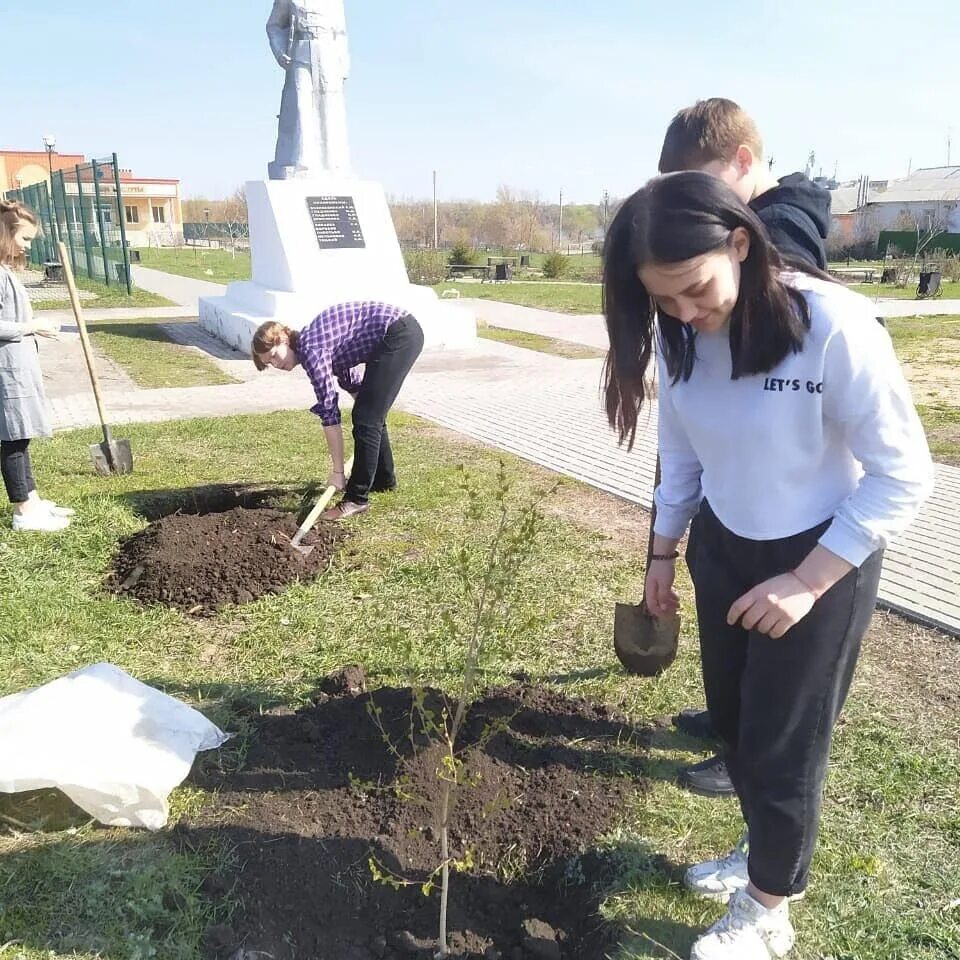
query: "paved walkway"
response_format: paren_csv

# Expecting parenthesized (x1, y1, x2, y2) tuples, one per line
(467, 299, 609, 349)
(38, 269, 960, 636)
(130, 264, 226, 306)
(874, 297, 960, 317)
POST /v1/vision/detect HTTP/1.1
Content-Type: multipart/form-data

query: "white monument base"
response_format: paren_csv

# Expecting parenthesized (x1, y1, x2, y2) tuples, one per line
(199, 177, 476, 355)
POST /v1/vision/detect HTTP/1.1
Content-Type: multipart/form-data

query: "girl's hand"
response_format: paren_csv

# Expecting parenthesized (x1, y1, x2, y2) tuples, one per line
(327, 469, 346, 491)
(727, 573, 816, 638)
(645, 558, 680, 618)
(26, 320, 59, 339)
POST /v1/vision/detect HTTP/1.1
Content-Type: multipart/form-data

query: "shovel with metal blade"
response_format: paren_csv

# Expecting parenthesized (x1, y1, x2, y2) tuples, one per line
(614, 455, 681, 676)
(288, 456, 354, 557)
(58, 242, 133, 475)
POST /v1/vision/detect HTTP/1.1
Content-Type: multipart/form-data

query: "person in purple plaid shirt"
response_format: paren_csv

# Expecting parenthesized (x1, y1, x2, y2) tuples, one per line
(252, 301, 424, 519)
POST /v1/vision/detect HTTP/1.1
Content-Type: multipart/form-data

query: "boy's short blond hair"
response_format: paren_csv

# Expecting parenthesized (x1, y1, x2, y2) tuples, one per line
(658, 98, 764, 174)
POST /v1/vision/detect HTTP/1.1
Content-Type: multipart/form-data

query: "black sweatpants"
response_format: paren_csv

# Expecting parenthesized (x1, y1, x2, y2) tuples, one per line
(689, 500, 882, 896)
(345, 315, 424, 505)
(1, 438, 35, 503)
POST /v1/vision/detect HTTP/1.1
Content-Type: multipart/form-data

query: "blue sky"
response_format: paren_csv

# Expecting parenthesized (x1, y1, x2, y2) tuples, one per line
(3, 1, 958, 203)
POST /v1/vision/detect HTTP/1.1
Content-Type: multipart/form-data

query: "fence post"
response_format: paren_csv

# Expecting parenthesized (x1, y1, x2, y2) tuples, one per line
(91, 159, 112, 286)
(40, 183, 57, 267)
(55, 171, 80, 276)
(75, 164, 95, 280)
(113, 153, 132, 294)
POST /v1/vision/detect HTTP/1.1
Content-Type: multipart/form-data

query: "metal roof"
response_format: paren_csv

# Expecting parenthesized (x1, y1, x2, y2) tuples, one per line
(865, 166, 960, 205)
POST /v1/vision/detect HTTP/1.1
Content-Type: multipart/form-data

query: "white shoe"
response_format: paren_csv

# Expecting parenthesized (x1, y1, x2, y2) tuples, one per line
(12, 509, 70, 532)
(691, 890, 796, 960)
(40, 499, 75, 518)
(685, 833, 750, 902)
(685, 833, 805, 903)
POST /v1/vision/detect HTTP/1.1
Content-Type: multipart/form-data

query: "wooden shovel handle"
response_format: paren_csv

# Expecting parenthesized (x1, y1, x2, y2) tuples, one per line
(645, 455, 662, 572)
(57, 242, 110, 435)
(291, 455, 355, 546)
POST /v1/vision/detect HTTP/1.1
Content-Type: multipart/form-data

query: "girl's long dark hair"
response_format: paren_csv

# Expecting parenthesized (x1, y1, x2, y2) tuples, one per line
(602, 172, 813, 449)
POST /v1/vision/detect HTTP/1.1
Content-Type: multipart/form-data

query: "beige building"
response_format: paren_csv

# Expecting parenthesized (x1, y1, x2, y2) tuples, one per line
(1, 149, 183, 248)
(106, 169, 184, 247)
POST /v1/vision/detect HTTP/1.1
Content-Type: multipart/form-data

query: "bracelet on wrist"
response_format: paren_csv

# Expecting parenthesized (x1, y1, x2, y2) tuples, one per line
(650, 551, 679, 562)
(791, 568, 818, 595)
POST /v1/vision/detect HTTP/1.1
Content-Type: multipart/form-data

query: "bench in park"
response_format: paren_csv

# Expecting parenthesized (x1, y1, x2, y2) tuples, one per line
(446, 263, 493, 281)
(830, 267, 876, 284)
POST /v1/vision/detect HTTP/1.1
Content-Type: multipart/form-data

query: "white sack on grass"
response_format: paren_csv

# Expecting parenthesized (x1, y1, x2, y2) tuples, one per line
(0, 662, 229, 830)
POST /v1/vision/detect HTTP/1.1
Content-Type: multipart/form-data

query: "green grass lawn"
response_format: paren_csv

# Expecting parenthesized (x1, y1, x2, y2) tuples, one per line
(828, 260, 884, 270)
(32, 274, 174, 311)
(887, 314, 960, 465)
(435, 281, 602, 314)
(87, 318, 238, 389)
(138, 247, 252, 284)
(1, 411, 957, 959)
(478, 324, 605, 359)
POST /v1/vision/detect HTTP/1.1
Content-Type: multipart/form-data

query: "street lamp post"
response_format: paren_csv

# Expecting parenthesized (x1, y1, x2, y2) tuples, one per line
(42, 134, 56, 179)
(42, 134, 60, 245)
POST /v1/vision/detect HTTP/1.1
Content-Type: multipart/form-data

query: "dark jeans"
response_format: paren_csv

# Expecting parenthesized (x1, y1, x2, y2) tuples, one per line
(345, 315, 424, 505)
(1, 439, 35, 503)
(689, 500, 882, 896)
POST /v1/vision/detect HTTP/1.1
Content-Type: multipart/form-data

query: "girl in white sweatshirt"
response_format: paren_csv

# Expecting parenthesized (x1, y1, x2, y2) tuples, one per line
(602, 172, 933, 960)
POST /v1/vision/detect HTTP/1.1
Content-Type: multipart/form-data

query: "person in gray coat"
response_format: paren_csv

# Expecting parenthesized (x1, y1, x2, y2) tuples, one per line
(0, 200, 74, 532)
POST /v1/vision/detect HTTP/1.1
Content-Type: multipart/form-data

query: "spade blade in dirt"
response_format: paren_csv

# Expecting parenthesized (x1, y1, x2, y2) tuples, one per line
(90, 436, 133, 476)
(613, 601, 680, 677)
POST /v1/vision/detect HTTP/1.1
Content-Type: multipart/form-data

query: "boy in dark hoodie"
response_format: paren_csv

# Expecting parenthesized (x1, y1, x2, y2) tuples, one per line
(659, 97, 831, 269)
(656, 98, 832, 798)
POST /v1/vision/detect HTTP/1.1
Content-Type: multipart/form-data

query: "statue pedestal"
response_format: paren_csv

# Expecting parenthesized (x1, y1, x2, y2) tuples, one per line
(199, 177, 476, 355)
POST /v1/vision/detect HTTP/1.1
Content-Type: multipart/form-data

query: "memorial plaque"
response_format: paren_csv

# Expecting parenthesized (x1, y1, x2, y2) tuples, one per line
(306, 195, 365, 249)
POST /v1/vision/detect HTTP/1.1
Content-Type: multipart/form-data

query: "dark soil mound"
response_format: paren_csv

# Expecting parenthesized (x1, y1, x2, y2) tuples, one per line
(110, 507, 345, 615)
(183, 669, 647, 959)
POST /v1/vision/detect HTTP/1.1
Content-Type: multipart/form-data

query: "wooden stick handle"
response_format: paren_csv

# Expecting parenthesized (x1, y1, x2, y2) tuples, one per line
(291, 455, 355, 546)
(58, 242, 110, 436)
(644, 454, 662, 572)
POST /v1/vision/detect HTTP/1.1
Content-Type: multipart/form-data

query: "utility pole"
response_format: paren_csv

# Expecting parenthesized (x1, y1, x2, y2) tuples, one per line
(602, 189, 610, 234)
(432, 170, 438, 249)
(558, 188, 564, 249)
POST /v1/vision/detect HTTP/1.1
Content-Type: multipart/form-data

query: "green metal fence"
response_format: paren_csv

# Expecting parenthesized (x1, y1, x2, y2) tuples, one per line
(878, 230, 960, 257)
(3, 153, 132, 294)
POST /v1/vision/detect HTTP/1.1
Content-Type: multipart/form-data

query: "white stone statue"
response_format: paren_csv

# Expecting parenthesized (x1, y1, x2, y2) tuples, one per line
(267, 0, 351, 179)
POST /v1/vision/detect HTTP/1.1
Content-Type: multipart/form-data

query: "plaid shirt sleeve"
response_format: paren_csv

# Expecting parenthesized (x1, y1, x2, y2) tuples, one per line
(300, 348, 341, 426)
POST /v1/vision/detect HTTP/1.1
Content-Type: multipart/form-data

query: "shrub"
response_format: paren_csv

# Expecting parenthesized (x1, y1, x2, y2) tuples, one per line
(447, 243, 476, 267)
(542, 252, 569, 279)
(404, 250, 447, 285)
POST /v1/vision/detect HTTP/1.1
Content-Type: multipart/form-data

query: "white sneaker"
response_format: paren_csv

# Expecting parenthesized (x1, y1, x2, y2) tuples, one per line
(685, 833, 750, 901)
(40, 499, 75, 518)
(691, 890, 796, 960)
(685, 833, 805, 903)
(12, 509, 70, 532)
